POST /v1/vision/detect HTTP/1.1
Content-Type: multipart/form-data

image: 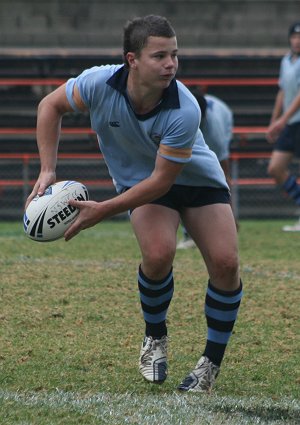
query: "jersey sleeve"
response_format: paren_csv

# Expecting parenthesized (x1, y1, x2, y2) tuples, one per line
(65, 78, 81, 112)
(65, 65, 115, 111)
(158, 101, 200, 164)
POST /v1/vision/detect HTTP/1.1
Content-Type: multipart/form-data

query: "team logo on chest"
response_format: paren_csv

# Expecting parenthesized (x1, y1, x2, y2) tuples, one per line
(109, 121, 120, 127)
(150, 133, 162, 145)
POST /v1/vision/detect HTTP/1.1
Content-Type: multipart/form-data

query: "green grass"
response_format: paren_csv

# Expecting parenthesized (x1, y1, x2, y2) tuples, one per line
(0, 220, 299, 424)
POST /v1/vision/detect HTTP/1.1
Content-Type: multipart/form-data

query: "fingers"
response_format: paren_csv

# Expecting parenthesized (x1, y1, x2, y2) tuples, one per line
(36, 182, 50, 196)
(25, 174, 56, 210)
(266, 119, 284, 144)
(25, 183, 46, 208)
(64, 199, 101, 242)
(25, 194, 35, 210)
(266, 133, 275, 144)
(266, 126, 277, 144)
(64, 219, 82, 241)
(266, 131, 278, 144)
(25, 187, 42, 210)
(68, 199, 81, 208)
(64, 199, 86, 241)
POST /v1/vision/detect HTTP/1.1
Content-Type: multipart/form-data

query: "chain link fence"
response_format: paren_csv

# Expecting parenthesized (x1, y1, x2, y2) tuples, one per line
(1, 153, 299, 221)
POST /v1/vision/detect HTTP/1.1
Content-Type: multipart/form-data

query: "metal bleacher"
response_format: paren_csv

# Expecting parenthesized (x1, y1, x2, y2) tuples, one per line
(0, 49, 298, 220)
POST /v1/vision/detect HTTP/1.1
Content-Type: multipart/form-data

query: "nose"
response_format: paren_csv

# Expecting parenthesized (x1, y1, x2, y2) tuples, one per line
(165, 55, 177, 69)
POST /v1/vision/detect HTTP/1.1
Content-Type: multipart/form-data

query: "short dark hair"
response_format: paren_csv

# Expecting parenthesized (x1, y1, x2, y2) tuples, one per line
(123, 15, 176, 67)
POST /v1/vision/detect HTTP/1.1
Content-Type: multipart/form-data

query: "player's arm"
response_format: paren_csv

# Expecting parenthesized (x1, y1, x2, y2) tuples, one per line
(25, 83, 86, 207)
(270, 89, 284, 124)
(267, 90, 300, 143)
(108, 154, 185, 212)
(266, 89, 285, 143)
(64, 154, 185, 241)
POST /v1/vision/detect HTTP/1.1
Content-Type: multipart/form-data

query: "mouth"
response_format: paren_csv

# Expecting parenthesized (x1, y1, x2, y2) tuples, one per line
(161, 74, 175, 80)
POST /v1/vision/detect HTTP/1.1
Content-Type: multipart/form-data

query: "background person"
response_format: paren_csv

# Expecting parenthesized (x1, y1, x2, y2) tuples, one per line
(267, 22, 300, 232)
(177, 90, 235, 249)
(26, 15, 243, 393)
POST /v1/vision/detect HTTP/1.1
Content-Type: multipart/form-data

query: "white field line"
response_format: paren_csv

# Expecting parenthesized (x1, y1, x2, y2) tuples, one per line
(0, 390, 299, 425)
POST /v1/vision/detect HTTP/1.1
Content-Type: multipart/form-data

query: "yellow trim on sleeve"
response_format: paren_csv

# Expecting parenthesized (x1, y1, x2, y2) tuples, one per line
(159, 144, 192, 159)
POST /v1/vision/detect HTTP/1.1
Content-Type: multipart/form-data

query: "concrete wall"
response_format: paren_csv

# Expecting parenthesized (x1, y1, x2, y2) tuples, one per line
(0, 0, 298, 49)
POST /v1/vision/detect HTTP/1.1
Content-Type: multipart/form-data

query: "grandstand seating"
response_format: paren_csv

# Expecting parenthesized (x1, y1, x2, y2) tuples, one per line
(0, 0, 298, 49)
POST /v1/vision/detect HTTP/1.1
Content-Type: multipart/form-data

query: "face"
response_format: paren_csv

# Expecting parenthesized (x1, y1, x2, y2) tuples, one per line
(127, 36, 178, 89)
(290, 33, 300, 55)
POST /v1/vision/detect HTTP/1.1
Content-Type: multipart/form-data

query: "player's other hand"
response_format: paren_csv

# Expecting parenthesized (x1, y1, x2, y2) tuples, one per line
(64, 199, 104, 241)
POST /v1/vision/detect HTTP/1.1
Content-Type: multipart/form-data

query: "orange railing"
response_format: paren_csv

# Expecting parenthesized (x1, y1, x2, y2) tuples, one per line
(0, 77, 279, 87)
(0, 152, 113, 188)
(0, 151, 272, 189)
(0, 126, 268, 136)
(0, 76, 274, 201)
(0, 127, 95, 135)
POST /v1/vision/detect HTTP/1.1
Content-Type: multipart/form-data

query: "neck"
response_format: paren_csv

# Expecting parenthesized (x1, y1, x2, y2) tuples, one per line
(127, 74, 163, 114)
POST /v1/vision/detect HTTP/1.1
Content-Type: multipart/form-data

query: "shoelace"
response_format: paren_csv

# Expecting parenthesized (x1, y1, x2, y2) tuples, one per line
(142, 337, 167, 364)
(193, 358, 218, 388)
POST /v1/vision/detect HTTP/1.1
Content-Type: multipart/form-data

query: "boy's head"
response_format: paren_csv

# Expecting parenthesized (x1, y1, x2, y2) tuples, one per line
(288, 22, 300, 55)
(123, 15, 176, 67)
(288, 22, 300, 38)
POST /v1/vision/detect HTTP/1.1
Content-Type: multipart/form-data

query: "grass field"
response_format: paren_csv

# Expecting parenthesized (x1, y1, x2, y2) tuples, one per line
(0, 219, 299, 424)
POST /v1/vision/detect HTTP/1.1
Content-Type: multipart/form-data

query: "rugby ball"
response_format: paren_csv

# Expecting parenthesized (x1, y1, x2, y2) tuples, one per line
(23, 180, 89, 242)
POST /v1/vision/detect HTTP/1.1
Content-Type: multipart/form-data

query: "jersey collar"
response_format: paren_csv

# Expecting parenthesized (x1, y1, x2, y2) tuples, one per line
(106, 65, 180, 114)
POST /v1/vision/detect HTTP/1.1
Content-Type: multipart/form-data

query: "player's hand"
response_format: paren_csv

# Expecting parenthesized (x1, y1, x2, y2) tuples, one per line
(266, 118, 285, 144)
(25, 171, 56, 210)
(64, 199, 104, 241)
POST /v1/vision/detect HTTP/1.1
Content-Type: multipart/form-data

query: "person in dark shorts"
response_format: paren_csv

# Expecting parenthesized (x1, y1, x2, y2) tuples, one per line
(177, 92, 236, 249)
(267, 22, 300, 231)
(26, 15, 243, 393)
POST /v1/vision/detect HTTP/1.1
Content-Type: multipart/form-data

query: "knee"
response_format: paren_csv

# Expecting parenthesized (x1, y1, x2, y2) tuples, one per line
(210, 251, 239, 281)
(142, 245, 175, 278)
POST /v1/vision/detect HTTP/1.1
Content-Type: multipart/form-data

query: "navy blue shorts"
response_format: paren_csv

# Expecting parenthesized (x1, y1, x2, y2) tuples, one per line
(275, 122, 300, 157)
(149, 185, 230, 212)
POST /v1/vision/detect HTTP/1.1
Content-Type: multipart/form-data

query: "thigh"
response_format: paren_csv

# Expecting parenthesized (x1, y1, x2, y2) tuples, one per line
(269, 150, 293, 173)
(181, 203, 239, 289)
(130, 204, 181, 279)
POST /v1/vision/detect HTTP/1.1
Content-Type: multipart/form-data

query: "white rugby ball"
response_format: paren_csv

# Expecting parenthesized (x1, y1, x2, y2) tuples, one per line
(23, 180, 89, 242)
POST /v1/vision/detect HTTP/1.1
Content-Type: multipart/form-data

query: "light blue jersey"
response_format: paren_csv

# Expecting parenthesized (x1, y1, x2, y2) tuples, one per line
(279, 53, 300, 124)
(202, 95, 233, 162)
(66, 65, 227, 193)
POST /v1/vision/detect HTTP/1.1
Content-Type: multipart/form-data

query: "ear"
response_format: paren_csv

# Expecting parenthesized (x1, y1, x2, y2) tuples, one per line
(126, 52, 137, 69)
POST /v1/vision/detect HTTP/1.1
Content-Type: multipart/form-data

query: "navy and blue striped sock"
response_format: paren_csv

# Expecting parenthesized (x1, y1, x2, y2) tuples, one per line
(283, 175, 300, 205)
(138, 265, 174, 338)
(203, 280, 243, 366)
